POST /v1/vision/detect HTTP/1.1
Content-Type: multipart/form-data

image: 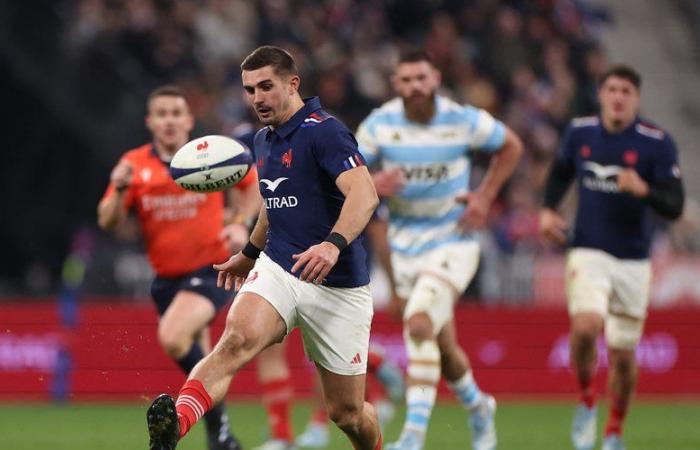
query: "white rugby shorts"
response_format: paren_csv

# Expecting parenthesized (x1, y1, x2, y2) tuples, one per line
(392, 240, 480, 332)
(566, 248, 651, 349)
(238, 253, 373, 375)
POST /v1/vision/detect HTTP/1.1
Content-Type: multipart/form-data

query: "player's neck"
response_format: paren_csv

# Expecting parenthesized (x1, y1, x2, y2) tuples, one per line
(153, 141, 180, 162)
(602, 115, 635, 134)
(271, 96, 305, 129)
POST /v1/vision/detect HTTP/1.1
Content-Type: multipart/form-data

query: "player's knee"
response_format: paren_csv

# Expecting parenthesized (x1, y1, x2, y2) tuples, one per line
(219, 327, 254, 359)
(571, 314, 602, 344)
(406, 313, 434, 341)
(327, 402, 362, 433)
(157, 326, 189, 359)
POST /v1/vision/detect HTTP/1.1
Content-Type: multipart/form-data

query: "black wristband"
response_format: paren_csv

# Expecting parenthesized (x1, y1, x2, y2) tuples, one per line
(241, 241, 262, 259)
(325, 232, 348, 252)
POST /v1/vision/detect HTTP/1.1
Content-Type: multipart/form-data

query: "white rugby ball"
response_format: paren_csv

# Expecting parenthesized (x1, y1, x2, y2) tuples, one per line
(170, 135, 253, 193)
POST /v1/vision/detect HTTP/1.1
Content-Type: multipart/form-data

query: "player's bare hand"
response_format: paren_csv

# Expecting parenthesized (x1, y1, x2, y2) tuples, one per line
(213, 253, 256, 290)
(539, 208, 568, 245)
(219, 223, 249, 253)
(291, 242, 340, 284)
(387, 292, 405, 322)
(617, 169, 649, 198)
(110, 160, 133, 191)
(372, 168, 406, 197)
(456, 191, 491, 231)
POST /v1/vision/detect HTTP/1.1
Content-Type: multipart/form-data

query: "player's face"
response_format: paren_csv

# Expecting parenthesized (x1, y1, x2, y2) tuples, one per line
(598, 76, 640, 127)
(146, 96, 194, 150)
(242, 66, 300, 127)
(392, 61, 440, 108)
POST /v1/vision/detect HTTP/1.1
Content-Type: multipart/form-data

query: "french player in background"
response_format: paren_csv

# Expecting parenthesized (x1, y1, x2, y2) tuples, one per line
(356, 49, 523, 450)
(540, 65, 685, 450)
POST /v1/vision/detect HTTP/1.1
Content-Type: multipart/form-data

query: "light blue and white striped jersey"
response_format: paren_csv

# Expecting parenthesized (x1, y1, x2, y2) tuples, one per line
(356, 95, 506, 256)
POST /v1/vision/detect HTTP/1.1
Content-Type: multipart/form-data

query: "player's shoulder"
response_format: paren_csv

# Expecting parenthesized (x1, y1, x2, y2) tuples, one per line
(435, 96, 491, 125)
(121, 143, 154, 164)
(569, 115, 601, 129)
(361, 98, 404, 125)
(634, 118, 667, 141)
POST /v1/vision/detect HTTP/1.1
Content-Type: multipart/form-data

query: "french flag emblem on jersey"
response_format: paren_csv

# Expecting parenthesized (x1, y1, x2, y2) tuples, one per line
(343, 153, 365, 170)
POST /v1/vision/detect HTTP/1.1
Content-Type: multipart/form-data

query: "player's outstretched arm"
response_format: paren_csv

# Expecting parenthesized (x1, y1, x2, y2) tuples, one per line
(291, 166, 379, 283)
(97, 160, 132, 231)
(215, 205, 269, 290)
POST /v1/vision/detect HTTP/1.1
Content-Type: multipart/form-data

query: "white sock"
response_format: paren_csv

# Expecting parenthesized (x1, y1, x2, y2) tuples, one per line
(403, 334, 440, 437)
(448, 370, 482, 409)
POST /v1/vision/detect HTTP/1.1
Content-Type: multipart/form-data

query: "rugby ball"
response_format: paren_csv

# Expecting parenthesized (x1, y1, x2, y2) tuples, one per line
(170, 135, 253, 193)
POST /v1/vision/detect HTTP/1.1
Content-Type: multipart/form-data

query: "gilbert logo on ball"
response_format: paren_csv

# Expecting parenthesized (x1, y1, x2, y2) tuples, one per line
(170, 135, 253, 193)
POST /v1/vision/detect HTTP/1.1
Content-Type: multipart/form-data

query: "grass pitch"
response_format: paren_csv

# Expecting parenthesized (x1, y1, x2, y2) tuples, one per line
(0, 400, 698, 449)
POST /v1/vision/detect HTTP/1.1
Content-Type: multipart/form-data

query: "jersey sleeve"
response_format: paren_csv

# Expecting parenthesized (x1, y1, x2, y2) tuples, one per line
(235, 165, 258, 189)
(355, 114, 380, 166)
(468, 107, 506, 152)
(313, 119, 368, 179)
(652, 134, 681, 184)
(556, 124, 578, 169)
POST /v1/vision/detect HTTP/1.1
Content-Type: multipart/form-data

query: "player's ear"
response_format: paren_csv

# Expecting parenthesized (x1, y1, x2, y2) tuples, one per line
(288, 74, 301, 95)
(433, 67, 441, 87)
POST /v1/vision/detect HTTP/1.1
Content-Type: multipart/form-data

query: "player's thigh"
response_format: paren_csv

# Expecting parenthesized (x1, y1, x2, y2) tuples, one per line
(316, 363, 366, 421)
(297, 283, 373, 376)
(238, 252, 299, 335)
(566, 248, 614, 318)
(219, 291, 288, 355)
(403, 241, 479, 330)
(256, 342, 289, 381)
(158, 290, 217, 343)
(605, 259, 651, 350)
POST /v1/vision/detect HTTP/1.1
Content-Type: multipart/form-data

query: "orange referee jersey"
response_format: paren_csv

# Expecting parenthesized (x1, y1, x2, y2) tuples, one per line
(101, 143, 257, 277)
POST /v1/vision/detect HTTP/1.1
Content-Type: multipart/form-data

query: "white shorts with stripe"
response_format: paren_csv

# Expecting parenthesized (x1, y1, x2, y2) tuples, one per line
(566, 248, 651, 349)
(238, 253, 373, 375)
(392, 241, 480, 332)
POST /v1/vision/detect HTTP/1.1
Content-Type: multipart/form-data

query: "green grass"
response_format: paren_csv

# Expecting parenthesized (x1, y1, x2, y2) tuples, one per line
(0, 400, 698, 449)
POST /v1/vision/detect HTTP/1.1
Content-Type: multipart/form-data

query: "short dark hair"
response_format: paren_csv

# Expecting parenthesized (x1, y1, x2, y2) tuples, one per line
(398, 48, 435, 66)
(147, 84, 188, 106)
(599, 64, 641, 89)
(241, 45, 298, 77)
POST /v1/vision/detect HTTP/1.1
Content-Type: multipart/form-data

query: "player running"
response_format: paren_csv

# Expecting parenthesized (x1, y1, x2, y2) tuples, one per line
(146, 45, 382, 450)
(98, 85, 259, 450)
(540, 64, 684, 450)
(356, 49, 523, 450)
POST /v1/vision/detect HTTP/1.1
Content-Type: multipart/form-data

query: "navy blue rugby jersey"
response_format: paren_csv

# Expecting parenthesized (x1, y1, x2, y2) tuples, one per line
(253, 97, 370, 287)
(558, 116, 681, 259)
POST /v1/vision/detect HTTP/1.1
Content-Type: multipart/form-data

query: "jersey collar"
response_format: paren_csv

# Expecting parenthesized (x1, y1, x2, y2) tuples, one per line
(274, 97, 322, 138)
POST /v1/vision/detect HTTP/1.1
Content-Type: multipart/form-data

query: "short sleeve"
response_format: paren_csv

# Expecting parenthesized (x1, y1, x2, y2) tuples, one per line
(652, 134, 681, 184)
(235, 165, 258, 189)
(469, 108, 506, 152)
(355, 115, 380, 166)
(313, 119, 367, 179)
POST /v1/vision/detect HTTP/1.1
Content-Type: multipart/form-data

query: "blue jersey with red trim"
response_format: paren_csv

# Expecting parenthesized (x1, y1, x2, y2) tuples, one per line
(558, 116, 681, 259)
(253, 97, 370, 287)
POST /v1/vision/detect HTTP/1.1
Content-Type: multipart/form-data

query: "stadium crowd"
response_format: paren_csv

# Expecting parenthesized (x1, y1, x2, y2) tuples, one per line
(2, 0, 698, 299)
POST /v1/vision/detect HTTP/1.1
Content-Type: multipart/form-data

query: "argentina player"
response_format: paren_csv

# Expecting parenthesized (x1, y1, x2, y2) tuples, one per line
(540, 65, 684, 450)
(356, 49, 523, 450)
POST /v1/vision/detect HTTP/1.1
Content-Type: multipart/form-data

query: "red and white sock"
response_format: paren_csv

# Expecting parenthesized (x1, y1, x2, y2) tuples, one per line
(578, 373, 596, 409)
(605, 394, 628, 437)
(310, 405, 329, 425)
(261, 378, 293, 442)
(175, 379, 213, 438)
